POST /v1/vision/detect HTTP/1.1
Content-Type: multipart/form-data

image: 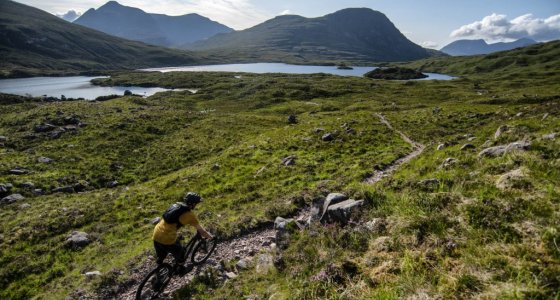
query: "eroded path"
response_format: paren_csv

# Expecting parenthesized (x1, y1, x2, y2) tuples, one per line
(117, 113, 423, 300)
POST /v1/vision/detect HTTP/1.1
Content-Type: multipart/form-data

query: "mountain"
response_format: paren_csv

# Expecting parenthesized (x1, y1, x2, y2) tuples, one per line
(0, 0, 201, 78)
(74, 1, 233, 47)
(440, 38, 537, 56)
(183, 8, 437, 63)
(56, 10, 81, 22)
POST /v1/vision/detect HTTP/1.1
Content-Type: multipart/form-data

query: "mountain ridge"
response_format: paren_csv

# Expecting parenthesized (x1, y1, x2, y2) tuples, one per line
(440, 38, 538, 56)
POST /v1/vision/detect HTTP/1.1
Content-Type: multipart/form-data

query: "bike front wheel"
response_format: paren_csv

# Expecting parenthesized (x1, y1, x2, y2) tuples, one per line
(191, 238, 218, 265)
(136, 263, 173, 300)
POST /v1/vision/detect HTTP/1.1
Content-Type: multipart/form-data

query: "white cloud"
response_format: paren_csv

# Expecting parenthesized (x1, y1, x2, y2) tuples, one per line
(451, 13, 560, 42)
(56, 10, 82, 22)
(420, 41, 438, 49)
(279, 9, 292, 15)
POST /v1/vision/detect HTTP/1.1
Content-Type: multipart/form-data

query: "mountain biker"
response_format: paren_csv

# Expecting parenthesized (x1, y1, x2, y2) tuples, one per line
(152, 192, 213, 274)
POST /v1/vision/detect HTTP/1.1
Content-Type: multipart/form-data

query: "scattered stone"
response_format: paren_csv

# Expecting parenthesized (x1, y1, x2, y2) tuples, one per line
(274, 217, 295, 231)
(345, 127, 356, 134)
(19, 203, 31, 210)
(325, 199, 364, 224)
(494, 125, 508, 139)
(0, 136, 6, 142)
(9, 168, 28, 175)
(542, 133, 557, 140)
(320, 193, 348, 221)
(66, 231, 91, 248)
(481, 140, 493, 148)
(84, 271, 101, 279)
(436, 143, 445, 151)
(211, 164, 220, 170)
(515, 112, 524, 117)
(33, 123, 56, 133)
(418, 178, 440, 186)
(38, 156, 53, 163)
(53, 185, 75, 194)
(478, 141, 531, 158)
(432, 107, 442, 114)
(19, 182, 35, 189)
(225, 272, 238, 279)
(236, 258, 251, 270)
(64, 116, 80, 125)
(274, 217, 296, 248)
(313, 128, 325, 134)
(255, 253, 275, 274)
(287, 115, 297, 124)
(151, 217, 161, 225)
(460, 144, 476, 151)
(542, 113, 549, 120)
(281, 155, 296, 166)
(106, 181, 119, 188)
(371, 236, 391, 252)
(441, 158, 458, 168)
(496, 168, 529, 190)
(364, 218, 387, 234)
(1, 193, 25, 204)
(321, 133, 334, 142)
(34, 189, 44, 195)
(0, 183, 13, 197)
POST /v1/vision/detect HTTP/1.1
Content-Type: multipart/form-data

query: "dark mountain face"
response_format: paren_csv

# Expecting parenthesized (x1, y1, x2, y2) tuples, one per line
(74, 1, 233, 47)
(0, 0, 200, 77)
(441, 38, 538, 56)
(185, 8, 435, 63)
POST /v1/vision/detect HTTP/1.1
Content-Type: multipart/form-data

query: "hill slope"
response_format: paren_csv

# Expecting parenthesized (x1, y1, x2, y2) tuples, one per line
(74, 1, 233, 47)
(184, 8, 436, 63)
(441, 38, 537, 56)
(0, 0, 201, 78)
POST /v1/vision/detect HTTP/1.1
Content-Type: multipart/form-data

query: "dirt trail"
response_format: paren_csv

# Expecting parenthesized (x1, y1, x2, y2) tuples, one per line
(365, 113, 425, 184)
(118, 113, 423, 300)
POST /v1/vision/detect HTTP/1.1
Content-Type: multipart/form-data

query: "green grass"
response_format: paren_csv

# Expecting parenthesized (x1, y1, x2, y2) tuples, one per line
(1, 42, 560, 299)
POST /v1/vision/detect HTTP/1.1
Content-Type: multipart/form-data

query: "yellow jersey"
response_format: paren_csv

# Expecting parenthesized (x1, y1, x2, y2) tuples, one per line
(152, 210, 199, 245)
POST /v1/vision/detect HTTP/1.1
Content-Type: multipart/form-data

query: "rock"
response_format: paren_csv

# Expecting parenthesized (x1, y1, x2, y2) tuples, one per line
(106, 181, 119, 188)
(53, 185, 75, 193)
(542, 133, 557, 140)
(49, 130, 64, 139)
(542, 113, 549, 120)
(281, 155, 296, 166)
(494, 125, 508, 139)
(460, 144, 476, 151)
(225, 272, 237, 279)
(1, 193, 25, 204)
(320, 193, 348, 221)
(467, 137, 477, 142)
(481, 140, 493, 148)
(255, 253, 275, 274)
(9, 168, 27, 175)
(432, 107, 442, 114)
(19, 203, 31, 210)
(325, 199, 364, 224)
(321, 133, 334, 142)
(38, 156, 53, 163)
(19, 182, 35, 189)
(364, 218, 387, 234)
(515, 112, 524, 117)
(345, 127, 356, 134)
(418, 178, 440, 186)
(84, 271, 101, 279)
(274, 217, 295, 231)
(151, 217, 161, 225)
(64, 116, 80, 125)
(0, 136, 6, 142)
(371, 236, 391, 252)
(73, 181, 88, 192)
(66, 231, 91, 248)
(441, 158, 458, 168)
(33, 123, 56, 133)
(478, 141, 531, 158)
(0, 183, 13, 197)
(236, 258, 251, 270)
(287, 115, 297, 124)
(274, 217, 296, 249)
(496, 168, 529, 190)
(436, 143, 446, 151)
(211, 164, 220, 170)
(313, 128, 325, 134)
(34, 189, 44, 195)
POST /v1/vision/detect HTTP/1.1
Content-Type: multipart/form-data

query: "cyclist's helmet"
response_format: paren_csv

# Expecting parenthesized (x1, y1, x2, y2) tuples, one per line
(182, 192, 202, 205)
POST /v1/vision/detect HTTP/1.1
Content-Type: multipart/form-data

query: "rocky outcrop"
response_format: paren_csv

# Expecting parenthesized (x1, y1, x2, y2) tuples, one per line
(324, 199, 364, 224)
(478, 141, 531, 157)
(496, 168, 529, 190)
(66, 231, 91, 249)
(1, 193, 24, 204)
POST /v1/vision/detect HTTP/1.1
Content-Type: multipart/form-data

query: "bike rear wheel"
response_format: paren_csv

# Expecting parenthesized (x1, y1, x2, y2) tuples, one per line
(191, 238, 217, 265)
(135, 263, 173, 300)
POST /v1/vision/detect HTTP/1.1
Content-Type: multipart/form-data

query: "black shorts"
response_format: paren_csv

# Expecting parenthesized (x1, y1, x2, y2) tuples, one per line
(153, 240, 184, 265)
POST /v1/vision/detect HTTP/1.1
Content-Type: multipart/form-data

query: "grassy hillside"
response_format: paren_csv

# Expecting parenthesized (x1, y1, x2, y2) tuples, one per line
(0, 0, 203, 78)
(0, 43, 559, 299)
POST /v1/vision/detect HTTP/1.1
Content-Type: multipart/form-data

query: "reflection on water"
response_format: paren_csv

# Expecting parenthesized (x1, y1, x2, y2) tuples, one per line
(142, 63, 455, 80)
(0, 76, 175, 100)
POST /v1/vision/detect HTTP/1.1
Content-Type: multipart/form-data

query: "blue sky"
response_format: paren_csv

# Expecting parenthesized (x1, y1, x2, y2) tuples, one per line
(16, 0, 560, 49)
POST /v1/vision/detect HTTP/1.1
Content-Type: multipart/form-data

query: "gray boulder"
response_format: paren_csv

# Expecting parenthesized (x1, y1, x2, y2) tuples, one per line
(478, 141, 531, 158)
(255, 253, 275, 274)
(236, 258, 252, 270)
(66, 231, 91, 248)
(18, 203, 31, 210)
(274, 216, 295, 230)
(441, 158, 458, 168)
(542, 133, 557, 140)
(0, 183, 13, 197)
(33, 123, 57, 133)
(325, 199, 364, 224)
(418, 178, 440, 187)
(436, 143, 445, 151)
(38, 156, 53, 163)
(0, 136, 6, 143)
(84, 271, 101, 279)
(1, 193, 24, 204)
(319, 193, 348, 221)
(9, 169, 27, 175)
(274, 217, 296, 249)
(321, 133, 334, 141)
(364, 218, 387, 234)
(460, 144, 476, 151)
(496, 168, 528, 190)
(313, 128, 324, 134)
(53, 185, 75, 193)
(19, 182, 35, 189)
(281, 155, 296, 166)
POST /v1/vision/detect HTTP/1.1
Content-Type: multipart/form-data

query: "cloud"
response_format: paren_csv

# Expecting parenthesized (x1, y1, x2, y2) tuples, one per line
(451, 13, 560, 42)
(420, 41, 438, 49)
(56, 10, 81, 22)
(279, 10, 292, 16)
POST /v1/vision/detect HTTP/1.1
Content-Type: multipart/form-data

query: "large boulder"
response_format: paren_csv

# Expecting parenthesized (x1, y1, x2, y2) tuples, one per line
(478, 141, 531, 158)
(496, 168, 529, 190)
(0, 183, 13, 197)
(494, 125, 508, 140)
(37, 156, 53, 163)
(255, 253, 275, 274)
(324, 199, 364, 224)
(274, 217, 297, 249)
(66, 231, 91, 249)
(319, 193, 348, 221)
(33, 123, 57, 133)
(1, 193, 24, 204)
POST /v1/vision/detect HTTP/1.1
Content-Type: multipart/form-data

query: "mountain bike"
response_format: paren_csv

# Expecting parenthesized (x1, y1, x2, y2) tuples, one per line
(136, 232, 218, 300)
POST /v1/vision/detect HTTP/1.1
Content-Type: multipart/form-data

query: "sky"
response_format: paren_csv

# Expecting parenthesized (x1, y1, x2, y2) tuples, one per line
(15, 0, 560, 49)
